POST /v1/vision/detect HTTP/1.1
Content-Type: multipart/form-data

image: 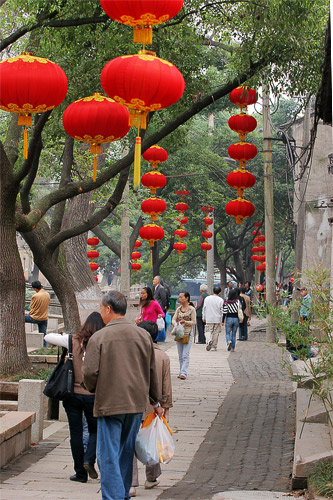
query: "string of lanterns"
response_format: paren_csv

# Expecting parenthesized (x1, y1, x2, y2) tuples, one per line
(87, 236, 100, 281)
(173, 190, 189, 262)
(225, 86, 257, 224)
(131, 240, 142, 274)
(201, 206, 213, 259)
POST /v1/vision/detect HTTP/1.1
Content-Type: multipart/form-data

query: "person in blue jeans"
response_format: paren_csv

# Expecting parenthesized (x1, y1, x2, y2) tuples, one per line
(45, 312, 105, 483)
(222, 288, 241, 352)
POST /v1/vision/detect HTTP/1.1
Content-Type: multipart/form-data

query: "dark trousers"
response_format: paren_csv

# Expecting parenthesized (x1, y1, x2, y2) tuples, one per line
(238, 314, 248, 340)
(196, 317, 206, 343)
(63, 394, 97, 479)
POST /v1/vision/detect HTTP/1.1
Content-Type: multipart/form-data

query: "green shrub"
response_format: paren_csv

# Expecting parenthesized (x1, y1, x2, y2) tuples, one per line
(308, 461, 333, 498)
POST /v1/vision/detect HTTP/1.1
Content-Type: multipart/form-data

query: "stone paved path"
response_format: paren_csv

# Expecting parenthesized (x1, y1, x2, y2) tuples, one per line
(158, 327, 295, 499)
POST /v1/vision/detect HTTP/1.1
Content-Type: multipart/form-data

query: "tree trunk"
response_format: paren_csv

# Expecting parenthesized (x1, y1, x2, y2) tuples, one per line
(0, 152, 30, 373)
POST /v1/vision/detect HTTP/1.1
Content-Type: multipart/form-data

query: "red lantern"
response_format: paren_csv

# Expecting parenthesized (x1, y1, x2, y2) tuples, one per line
(228, 142, 257, 164)
(256, 263, 266, 273)
(201, 230, 213, 239)
(254, 222, 262, 228)
(131, 262, 141, 273)
(174, 228, 187, 239)
(101, 51, 185, 187)
(227, 169, 256, 197)
(251, 246, 260, 253)
(87, 237, 99, 247)
(290, 277, 294, 283)
(134, 240, 142, 248)
(229, 86, 257, 111)
(141, 197, 166, 221)
(228, 113, 257, 141)
(132, 251, 141, 261)
(176, 216, 188, 226)
(94, 276, 98, 282)
(0, 52, 68, 159)
(225, 198, 255, 224)
(203, 216, 213, 227)
(175, 202, 189, 214)
(89, 262, 99, 272)
(176, 189, 189, 200)
(256, 284, 264, 292)
(100, 0, 184, 44)
(173, 242, 187, 263)
(201, 241, 212, 260)
(251, 255, 259, 261)
(87, 250, 99, 260)
(258, 235, 266, 243)
(63, 93, 130, 181)
(141, 171, 166, 194)
(143, 145, 168, 167)
(139, 223, 164, 247)
(256, 255, 266, 262)
(256, 245, 266, 253)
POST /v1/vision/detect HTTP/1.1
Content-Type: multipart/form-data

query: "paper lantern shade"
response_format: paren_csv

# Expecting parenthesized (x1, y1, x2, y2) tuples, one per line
(201, 242, 212, 251)
(143, 145, 168, 166)
(226, 169, 256, 197)
(89, 262, 99, 272)
(175, 202, 189, 214)
(139, 223, 164, 246)
(134, 240, 142, 248)
(176, 216, 188, 225)
(229, 86, 257, 110)
(228, 142, 257, 163)
(87, 237, 99, 247)
(225, 198, 255, 224)
(228, 113, 257, 140)
(254, 222, 262, 227)
(251, 255, 259, 261)
(176, 189, 189, 198)
(201, 230, 213, 239)
(131, 251, 141, 260)
(256, 255, 266, 262)
(131, 262, 141, 273)
(174, 228, 187, 239)
(256, 245, 266, 253)
(141, 171, 166, 194)
(256, 284, 264, 292)
(203, 217, 213, 226)
(100, 0, 184, 44)
(256, 263, 266, 272)
(258, 235, 266, 242)
(173, 242, 186, 261)
(141, 197, 166, 221)
(87, 250, 99, 259)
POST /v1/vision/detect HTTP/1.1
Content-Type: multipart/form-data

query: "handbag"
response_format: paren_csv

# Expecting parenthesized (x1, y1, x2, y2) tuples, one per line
(175, 333, 190, 344)
(43, 335, 74, 400)
(237, 300, 244, 323)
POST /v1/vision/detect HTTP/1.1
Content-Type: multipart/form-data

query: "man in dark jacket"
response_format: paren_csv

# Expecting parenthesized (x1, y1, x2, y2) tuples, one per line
(195, 284, 208, 344)
(152, 275, 168, 313)
(82, 291, 162, 500)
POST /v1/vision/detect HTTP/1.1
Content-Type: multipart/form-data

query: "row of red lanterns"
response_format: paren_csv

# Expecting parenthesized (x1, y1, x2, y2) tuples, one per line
(201, 206, 213, 259)
(173, 190, 189, 262)
(225, 86, 257, 224)
(87, 236, 100, 281)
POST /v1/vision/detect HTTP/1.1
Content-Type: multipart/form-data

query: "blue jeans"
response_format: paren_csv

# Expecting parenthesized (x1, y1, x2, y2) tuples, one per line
(225, 317, 239, 350)
(176, 331, 193, 377)
(63, 394, 97, 479)
(97, 413, 142, 500)
(25, 315, 48, 345)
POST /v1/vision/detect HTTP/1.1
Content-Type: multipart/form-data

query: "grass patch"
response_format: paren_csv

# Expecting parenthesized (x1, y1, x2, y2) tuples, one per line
(308, 462, 333, 498)
(29, 347, 59, 355)
(1, 366, 53, 382)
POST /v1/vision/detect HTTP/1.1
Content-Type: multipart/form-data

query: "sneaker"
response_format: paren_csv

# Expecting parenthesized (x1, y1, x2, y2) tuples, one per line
(84, 463, 98, 479)
(129, 486, 136, 497)
(206, 341, 212, 351)
(227, 341, 232, 351)
(231, 348, 235, 352)
(145, 479, 160, 489)
(210, 347, 217, 351)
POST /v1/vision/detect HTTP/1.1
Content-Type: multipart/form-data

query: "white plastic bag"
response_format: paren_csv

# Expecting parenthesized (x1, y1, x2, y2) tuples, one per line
(156, 317, 165, 331)
(135, 413, 175, 466)
(171, 322, 185, 339)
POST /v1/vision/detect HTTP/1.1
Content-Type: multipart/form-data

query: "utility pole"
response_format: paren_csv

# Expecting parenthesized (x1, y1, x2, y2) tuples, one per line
(206, 213, 214, 294)
(120, 144, 130, 298)
(262, 85, 276, 342)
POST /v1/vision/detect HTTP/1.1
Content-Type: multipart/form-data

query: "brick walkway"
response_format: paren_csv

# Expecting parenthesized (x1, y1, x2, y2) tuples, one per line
(158, 327, 295, 499)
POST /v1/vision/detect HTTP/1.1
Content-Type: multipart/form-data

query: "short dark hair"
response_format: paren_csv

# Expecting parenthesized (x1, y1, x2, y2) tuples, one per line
(228, 288, 238, 301)
(102, 291, 127, 315)
(31, 280, 42, 290)
(137, 321, 158, 342)
(213, 286, 221, 295)
(240, 287, 246, 294)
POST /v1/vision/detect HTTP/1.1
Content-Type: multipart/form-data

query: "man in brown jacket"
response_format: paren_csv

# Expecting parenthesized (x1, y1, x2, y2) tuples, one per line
(82, 291, 162, 500)
(25, 280, 50, 345)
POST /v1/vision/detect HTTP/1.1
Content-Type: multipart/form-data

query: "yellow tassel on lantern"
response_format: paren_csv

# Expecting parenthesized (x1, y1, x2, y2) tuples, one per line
(90, 144, 101, 182)
(23, 128, 28, 159)
(133, 135, 141, 189)
(18, 115, 32, 160)
(133, 26, 153, 45)
(149, 249, 153, 267)
(129, 110, 147, 129)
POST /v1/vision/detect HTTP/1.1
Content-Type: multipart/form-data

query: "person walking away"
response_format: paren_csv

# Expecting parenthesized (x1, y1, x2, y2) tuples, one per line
(82, 291, 162, 500)
(44, 312, 105, 483)
(131, 321, 172, 497)
(152, 275, 168, 314)
(195, 284, 208, 344)
(222, 288, 241, 352)
(244, 281, 254, 304)
(25, 280, 50, 346)
(172, 291, 196, 380)
(136, 287, 165, 324)
(238, 287, 251, 340)
(224, 280, 234, 300)
(202, 286, 224, 351)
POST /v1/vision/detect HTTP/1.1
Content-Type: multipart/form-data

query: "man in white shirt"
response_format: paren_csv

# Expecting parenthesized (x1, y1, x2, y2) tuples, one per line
(203, 286, 224, 351)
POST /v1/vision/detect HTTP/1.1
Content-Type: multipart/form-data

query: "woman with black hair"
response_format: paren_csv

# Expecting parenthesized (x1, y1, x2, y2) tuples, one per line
(45, 311, 105, 483)
(172, 291, 196, 380)
(222, 288, 242, 352)
(136, 286, 165, 324)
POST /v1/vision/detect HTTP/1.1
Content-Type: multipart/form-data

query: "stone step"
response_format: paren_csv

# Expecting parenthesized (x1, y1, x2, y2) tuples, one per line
(0, 400, 18, 411)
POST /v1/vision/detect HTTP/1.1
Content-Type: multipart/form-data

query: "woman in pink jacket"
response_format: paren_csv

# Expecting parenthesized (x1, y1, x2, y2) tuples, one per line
(136, 286, 165, 324)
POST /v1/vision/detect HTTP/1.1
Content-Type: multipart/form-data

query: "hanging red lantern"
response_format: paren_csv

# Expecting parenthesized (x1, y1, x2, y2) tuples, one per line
(228, 113, 257, 141)
(173, 242, 187, 263)
(256, 263, 266, 273)
(176, 189, 189, 200)
(87, 237, 99, 247)
(87, 250, 99, 260)
(63, 93, 130, 181)
(175, 202, 189, 215)
(101, 51, 185, 188)
(141, 197, 166, 221)
(201, 241, 212, 260)
(201, 230, 213, 239)
(100, 0, 184, 45)
(143, 145, 168, 168)
(253, 237, 261, 245)
(139, 223, 164, 246)
(228, 142, 257, 166)
(174, 228, 187, 239)
(290, 277, 294, 283)
(227, 169, 256, 197)
(203, 216, 213, 227)
(225, 198, 255, 224)
(254, 222, 262, 228)
(131, 262, 141, 273)
(256, 255, 266, 262)
(251, 255, 259, 261)
(251, 246, 260, 253)
(0, 52, 68, 159)
(132, 251, 141, 261)
(258, 235, 266, 243)
(176, 216, 188, 226)
(229, 86, 257, 111)
(256, 245, 266, 253)
(134, 240, 142, 248)
(141, 171, 167, 195)
(256, 284, 264, 292)
(89, 262, 99, 272)
(94, 276, 98, 282)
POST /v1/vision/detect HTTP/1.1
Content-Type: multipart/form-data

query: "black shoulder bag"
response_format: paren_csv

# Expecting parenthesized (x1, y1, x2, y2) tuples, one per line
(43, 334, 74, 400)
